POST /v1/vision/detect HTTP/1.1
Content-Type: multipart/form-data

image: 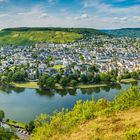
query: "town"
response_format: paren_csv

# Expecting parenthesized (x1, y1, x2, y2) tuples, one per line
(0, 35, 139, 82)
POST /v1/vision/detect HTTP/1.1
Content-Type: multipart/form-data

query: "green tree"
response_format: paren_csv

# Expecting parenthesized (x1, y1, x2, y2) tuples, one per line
(26, 121, 35, 133)
(70, 80, 78, 87)
(0, 110, 5, 121)
(80, 74, 88, 83)
(38, 74, 49, 89)
(12, 71, 25, 82)
(60, 77, 69, 87)
(100, 73, 111, 82)
(130, 71, 138, 79)
(117, 76, 122, 82)
(45, 77, 55, 89)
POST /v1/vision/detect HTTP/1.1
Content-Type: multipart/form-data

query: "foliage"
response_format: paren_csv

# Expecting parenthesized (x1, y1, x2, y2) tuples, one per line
(70, 80, 78, 87)
(25, 121, 35, 133)
(99, 73, 111, 82)
(0, 127, 18, 140)
(110, 86, 140, 111)
(38, 74, 55, 89)
(11, 71, 25, 82)
(60, 77, 70, 87)
(103, 28, 140, 38)
(0, 110, 5, 121)
(125, 129, 140, 140)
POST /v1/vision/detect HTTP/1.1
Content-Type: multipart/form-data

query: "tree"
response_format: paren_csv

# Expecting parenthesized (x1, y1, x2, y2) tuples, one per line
(60, 77, 69, 87)
(100, 73, 111, 82)
(130, 71, 138, 79)
(7, 71, 14, 83)
(55, 74, 61, 83)
(0, 110, 5, 121)
(26, 121, 35, 133)
(89, 65, 99, 73)
(117, 76, 122, 82)
(38, 74, 49, 89)
(80, 55, 84, 62)
(80, 74, 88, 83)
(12, 71, 25, 82)
(0, 76, 9, 84)
(45, 77, 55, 89)
(71, 80, 78, 87)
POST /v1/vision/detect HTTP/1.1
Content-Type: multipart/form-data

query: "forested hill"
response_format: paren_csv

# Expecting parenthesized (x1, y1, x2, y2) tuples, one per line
(2, 27, 106, 35)
(103, 28, 140, 38)
(0, 27, 106, 46)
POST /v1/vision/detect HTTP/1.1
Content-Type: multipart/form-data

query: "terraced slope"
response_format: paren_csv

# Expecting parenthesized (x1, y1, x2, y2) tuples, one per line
(0, 27, 106, 46)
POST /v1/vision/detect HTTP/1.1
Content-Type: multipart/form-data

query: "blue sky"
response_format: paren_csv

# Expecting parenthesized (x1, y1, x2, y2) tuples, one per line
(0, 0, 140, 29)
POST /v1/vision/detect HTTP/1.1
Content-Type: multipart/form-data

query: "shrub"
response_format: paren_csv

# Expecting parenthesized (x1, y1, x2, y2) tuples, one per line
(125, 129, 140, 140)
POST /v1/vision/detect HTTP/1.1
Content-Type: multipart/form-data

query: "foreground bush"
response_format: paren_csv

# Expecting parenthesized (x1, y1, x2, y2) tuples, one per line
(125, 129, 140, 140)
(0, 128, 18, 140)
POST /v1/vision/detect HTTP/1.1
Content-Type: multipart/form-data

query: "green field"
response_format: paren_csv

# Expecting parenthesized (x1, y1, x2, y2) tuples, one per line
(12, 82, 39, 89)
(121, 78, 137, 83)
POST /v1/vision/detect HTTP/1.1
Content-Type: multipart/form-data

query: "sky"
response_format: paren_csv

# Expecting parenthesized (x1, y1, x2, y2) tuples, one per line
(0, 0, 140, 29)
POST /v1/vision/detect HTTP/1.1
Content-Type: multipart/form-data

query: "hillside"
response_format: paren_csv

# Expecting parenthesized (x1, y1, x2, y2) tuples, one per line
(103, 28, 140, 38)
(0, 27, 106, 46)
(51, 108, 140, 140)
(31, 86, 140, 140)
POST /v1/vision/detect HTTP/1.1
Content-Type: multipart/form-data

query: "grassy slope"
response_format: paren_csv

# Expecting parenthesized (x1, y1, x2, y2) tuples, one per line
(0, 31, 82, 46)
(51, 108, 140, 140)
(0, 27, 106, 46)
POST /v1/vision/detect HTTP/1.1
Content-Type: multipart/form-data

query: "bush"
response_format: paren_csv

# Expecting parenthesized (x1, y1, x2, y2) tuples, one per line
(110, 86, 140, 111)
(125, 129, 140, 140)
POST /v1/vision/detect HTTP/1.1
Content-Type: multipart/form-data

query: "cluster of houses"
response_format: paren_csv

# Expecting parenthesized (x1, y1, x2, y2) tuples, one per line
(0, 36, 140, 80)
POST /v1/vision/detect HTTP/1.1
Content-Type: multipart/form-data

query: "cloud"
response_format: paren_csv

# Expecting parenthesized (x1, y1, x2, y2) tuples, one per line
(0, 0, 140, 29)
(39, 13, 48, 18)
(0, 13, 11, 17)
(17, 5, 49, 19)
(74, 13, 89, 20)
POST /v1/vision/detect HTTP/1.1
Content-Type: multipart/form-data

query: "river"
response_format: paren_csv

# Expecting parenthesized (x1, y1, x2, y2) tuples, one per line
(0, 82, 139, 123)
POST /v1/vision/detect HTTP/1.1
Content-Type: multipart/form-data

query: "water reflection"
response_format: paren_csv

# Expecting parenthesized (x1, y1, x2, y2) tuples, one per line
(0, 81, 138, 97)
(36, 89, 54, 98)
(0, 86, 25, 94)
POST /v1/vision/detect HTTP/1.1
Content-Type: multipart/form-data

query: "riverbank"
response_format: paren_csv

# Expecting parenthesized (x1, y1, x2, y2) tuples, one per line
(12, 82, 109, 90)
(121, 78, 138, 84)
(12, 79, 139, 90)
(5, 119, 25, 129)
(12, 82, 39, 89)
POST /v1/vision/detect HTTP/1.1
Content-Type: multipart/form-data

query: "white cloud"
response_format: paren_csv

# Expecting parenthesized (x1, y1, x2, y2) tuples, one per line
(74, 13, 89, 20)
(0, 13, 11, 17)
(0, 1, 140, 29)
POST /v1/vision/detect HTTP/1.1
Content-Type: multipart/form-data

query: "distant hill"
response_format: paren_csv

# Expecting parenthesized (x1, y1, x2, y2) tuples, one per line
(0, 27, 106, 46)
(102, 28, 140, 38)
